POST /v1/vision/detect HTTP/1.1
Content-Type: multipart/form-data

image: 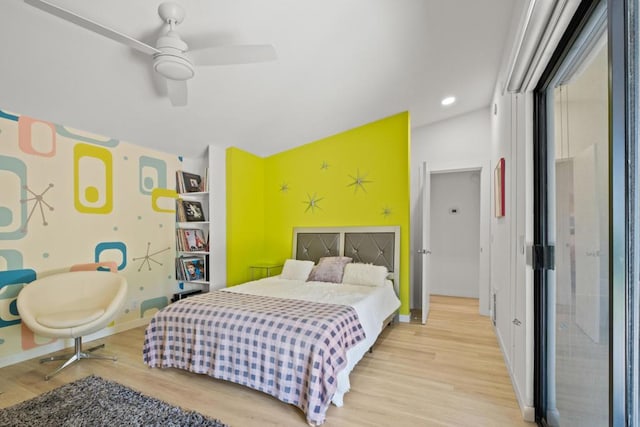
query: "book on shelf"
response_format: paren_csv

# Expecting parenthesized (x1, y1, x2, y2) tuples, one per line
(176, 199, 206, 222)
(176, 255, 208, 282)
(176, 170, 205, 193)
(176, 228, 208, 252)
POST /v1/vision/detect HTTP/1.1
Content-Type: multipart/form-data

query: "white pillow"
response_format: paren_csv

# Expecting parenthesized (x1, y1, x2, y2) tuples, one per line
(342, 263, 388, 287)
(280, 259, 315, 281)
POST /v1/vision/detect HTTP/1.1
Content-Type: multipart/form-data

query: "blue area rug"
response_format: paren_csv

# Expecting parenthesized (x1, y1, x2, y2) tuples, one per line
(0, 375, 228, 427)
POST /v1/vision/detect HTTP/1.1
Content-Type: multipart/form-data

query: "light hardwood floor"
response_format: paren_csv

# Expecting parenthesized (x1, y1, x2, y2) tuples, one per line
(0, 296, 531, 426)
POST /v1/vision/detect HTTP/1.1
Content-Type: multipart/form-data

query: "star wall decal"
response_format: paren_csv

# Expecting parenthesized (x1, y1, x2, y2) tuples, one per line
(347, 169, 372, 193)
(382, 206, 393, 217)
(320, 161, 330, 170)
(21, 183, 54, 232)
(280, 182, 289, 193)
(132, 242, 171, 272)
(303, 193, 324, 213)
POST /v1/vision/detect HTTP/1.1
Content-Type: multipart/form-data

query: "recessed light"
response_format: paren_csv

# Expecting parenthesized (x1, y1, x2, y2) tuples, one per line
(441, 96, 456, 106)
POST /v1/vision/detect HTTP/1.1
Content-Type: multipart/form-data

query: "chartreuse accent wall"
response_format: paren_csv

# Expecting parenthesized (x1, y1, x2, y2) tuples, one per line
(0, 108, 183, 365)
(226, 148, 265, 286)
(226, 112, 411, 315)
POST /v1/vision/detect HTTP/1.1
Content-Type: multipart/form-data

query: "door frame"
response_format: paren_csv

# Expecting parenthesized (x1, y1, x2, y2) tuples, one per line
(421, 160, 491, 315)
(421, 162, 431, 324)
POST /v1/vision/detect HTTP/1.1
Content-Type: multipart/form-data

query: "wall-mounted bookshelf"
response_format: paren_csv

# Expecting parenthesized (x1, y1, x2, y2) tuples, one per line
(175, 146, 226, 295)
(175, 172, 210, 292)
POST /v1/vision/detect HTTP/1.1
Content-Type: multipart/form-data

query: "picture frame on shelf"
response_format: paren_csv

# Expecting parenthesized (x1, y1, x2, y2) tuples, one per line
(182, 200, 205, 222)
(182, 228, 208, 251)
(176, 170, 203, 193)
(178, 256, 206, 281)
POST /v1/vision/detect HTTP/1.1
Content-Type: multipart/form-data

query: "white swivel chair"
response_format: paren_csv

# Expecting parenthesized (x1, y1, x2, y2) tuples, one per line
(17, 271, 128, 380)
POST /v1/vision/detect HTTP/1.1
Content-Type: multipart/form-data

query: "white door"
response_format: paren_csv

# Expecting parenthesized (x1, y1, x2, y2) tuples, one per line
(421, 162, 431, 324)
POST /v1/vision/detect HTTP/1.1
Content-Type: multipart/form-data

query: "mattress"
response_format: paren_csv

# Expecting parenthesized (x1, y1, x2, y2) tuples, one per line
(222, 276, 401, 406)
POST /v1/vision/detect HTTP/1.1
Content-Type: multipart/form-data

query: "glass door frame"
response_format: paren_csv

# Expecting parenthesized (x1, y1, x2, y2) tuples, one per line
(532, 0, 637, 425)
(609, 0, 638, 424)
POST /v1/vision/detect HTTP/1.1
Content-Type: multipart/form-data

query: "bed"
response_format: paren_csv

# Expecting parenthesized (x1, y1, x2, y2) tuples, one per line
(143, 226, 401, 425)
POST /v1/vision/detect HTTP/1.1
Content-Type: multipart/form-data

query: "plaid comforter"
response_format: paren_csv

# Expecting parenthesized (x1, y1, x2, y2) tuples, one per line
(143, 291, 366, 425)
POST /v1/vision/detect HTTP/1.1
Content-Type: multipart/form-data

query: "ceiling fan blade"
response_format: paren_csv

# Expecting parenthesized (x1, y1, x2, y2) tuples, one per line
(166, 79, 188, 107)
(191, 44, 277, 66)
(24, 0, 160, 56)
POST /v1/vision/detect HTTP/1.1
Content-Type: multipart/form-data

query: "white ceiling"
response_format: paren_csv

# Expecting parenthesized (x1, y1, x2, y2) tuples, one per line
(0, 0, 520, 158)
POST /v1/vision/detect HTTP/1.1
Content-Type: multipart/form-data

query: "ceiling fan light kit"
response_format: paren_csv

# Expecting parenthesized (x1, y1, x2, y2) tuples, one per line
(154, 53, 195, 81)
(153, 31, 194, 81)
(25, 0, 277, 106)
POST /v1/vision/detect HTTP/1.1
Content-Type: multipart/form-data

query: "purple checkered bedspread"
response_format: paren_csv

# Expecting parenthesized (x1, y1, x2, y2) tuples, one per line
(143, 290, 366, 425)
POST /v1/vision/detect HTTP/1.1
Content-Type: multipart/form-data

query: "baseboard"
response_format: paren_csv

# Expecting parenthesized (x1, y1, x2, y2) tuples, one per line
(522, 405, 536, 422)
(0, 317, 151, 369)
(84, 317, 151, 342)
(398, 314, 411, 323)
(511, 364, 535, 423)
(494, 324, 511, 367)
(493, 323, 535, 423)
(0, 339, 69, 369)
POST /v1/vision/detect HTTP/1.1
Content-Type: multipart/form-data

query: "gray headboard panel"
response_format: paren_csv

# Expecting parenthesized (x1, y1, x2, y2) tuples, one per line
(295, 233, 340, 263)
(293, 226, 400, 290)
(344, 232, 395, 273)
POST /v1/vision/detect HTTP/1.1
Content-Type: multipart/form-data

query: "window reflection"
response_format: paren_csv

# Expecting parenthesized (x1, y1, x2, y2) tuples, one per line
(548, 37, 609, 427)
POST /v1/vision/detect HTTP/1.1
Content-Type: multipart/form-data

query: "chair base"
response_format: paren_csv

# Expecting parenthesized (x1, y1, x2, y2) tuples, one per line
(40, 336, 117, 380)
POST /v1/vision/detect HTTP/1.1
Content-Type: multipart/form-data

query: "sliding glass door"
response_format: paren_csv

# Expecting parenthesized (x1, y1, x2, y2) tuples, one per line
(544, 4, 609, 425)
(533, 0, 639, 425)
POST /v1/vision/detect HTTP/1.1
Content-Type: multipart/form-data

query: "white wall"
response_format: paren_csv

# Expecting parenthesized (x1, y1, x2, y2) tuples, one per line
(411, 108, 492, 314)
(478, 0, 584, 422)
(490, 86, 533, 421)
(488, 1, 584, 421)
(430, 171, 481, 298)
(208, 145, 227, 290)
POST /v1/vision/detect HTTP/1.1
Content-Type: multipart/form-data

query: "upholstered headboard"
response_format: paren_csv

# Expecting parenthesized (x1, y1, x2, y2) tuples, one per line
(292, 226, 400, 290)
(294, 232, 341, 261)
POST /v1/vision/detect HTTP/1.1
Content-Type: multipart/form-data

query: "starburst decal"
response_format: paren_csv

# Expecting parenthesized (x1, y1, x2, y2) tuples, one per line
(132, 242, 170, 272)
(321, 161, 330, 170)
(20, 183, 54, 232)
(280, 182, 289, 193)
(303, 193, 324, 213)
(382, 206, 392, 217)
(347, 169, 372, 193)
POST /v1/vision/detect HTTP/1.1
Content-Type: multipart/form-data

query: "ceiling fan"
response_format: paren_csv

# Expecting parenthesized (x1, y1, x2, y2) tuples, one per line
(24, 0, 277, 106)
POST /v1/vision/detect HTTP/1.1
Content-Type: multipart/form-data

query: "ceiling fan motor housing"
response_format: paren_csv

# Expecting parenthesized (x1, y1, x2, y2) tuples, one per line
(153, 31, 194, 81)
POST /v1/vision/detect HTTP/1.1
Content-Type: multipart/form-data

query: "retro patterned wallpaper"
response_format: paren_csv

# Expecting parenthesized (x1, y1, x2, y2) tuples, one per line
(0, 108, 181, 362)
